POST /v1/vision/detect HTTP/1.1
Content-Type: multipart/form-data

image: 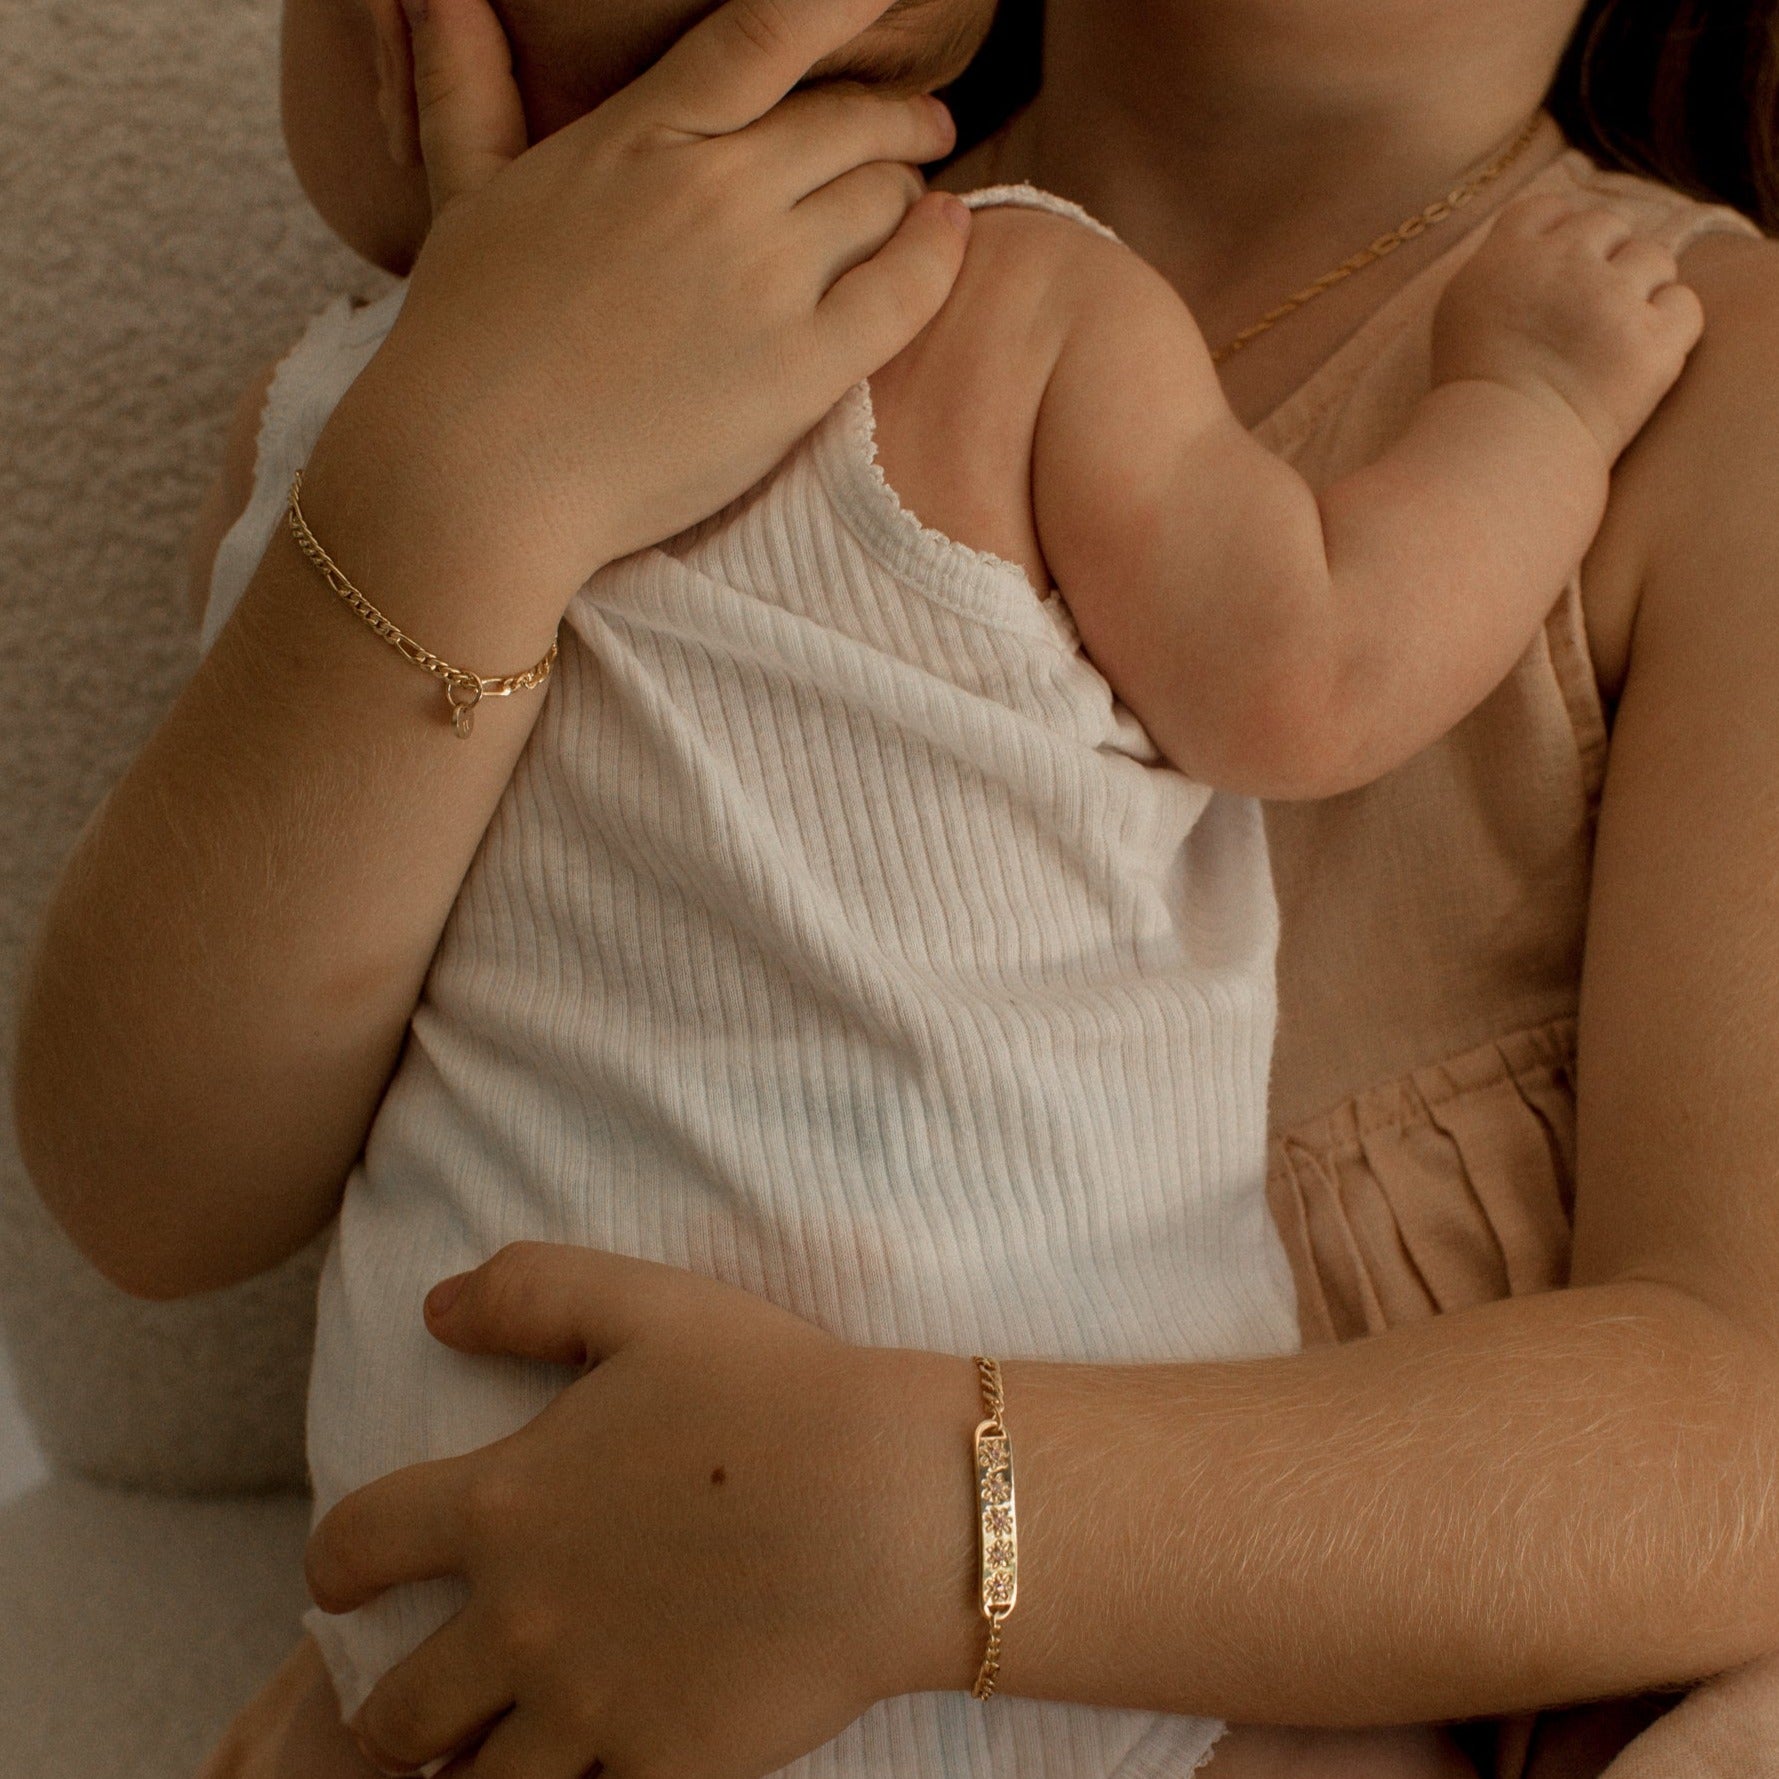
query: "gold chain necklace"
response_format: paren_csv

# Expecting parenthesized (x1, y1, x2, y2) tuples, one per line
(1208, 109, 1550, 365)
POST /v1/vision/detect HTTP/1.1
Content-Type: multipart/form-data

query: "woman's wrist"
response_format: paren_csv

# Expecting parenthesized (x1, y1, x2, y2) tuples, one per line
(298, 363, 599, 673)
(850, 1344, 987, 1701)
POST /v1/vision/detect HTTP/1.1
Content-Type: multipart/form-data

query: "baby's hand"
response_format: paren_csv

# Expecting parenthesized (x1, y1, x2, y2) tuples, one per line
(1432, 194, 1704, 464)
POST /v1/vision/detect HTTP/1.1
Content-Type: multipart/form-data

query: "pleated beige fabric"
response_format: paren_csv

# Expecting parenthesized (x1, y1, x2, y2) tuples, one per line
(1256, 149, 1762, 1779)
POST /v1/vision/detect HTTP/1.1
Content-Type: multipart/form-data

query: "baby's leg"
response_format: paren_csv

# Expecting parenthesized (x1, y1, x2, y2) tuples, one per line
(1204, 1722, 1482, 1779)
(194, 1634, 386, 1779)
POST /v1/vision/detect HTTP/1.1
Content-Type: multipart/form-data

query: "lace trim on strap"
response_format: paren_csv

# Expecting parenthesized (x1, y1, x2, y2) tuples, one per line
(962, 183, 1126, 247)
(1267, 1019, 1578, 1347)
(812, 380, 1086, 650)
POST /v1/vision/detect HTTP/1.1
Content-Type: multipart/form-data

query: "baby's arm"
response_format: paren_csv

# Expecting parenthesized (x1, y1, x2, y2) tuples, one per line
(1036, 196, 1704, 799)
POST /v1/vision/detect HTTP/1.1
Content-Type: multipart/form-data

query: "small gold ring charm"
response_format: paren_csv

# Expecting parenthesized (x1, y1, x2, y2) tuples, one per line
(285, 471, 560, 740)
(445, 679, 483, 741)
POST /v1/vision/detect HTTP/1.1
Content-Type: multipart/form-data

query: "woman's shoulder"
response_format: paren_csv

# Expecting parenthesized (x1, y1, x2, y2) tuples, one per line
(1582, 223, 1779, 700)
(1539, 148, 1775, 447)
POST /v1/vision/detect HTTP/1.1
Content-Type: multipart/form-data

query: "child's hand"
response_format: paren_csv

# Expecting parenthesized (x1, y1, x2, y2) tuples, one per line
(305, 1244, 982, 1779)
(304, 0, 969, 632)
(1432, 194, 1704, 465)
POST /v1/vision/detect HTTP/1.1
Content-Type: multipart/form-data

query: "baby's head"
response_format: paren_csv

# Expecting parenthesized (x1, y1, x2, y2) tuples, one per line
(283, 0, 997, 271)
(498, 0, 998, 117)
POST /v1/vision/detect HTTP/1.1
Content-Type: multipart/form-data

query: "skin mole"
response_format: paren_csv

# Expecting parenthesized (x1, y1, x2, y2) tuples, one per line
(710, 1465, 727, 1486)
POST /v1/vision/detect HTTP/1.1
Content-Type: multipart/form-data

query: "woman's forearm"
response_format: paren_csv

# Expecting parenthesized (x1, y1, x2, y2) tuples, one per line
(899, 1279, 1779, 1725)
(12, 408, 569, 1302)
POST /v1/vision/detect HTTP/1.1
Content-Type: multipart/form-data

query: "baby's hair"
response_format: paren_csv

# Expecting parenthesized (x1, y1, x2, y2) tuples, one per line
(497, 0, 997, 116)
(855, 0, 1001, 97)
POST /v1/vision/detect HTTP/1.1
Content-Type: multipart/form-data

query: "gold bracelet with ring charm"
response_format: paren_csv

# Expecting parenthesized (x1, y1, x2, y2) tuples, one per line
(971, 1355, 1018, 1700)
(286, 471, 560, 740)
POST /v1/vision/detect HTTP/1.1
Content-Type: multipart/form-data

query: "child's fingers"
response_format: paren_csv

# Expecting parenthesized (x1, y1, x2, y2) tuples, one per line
(1491, 191, 1582, 239)
(629, 0, 907, 138)
(748, 87, 956, 204)
(1608, 235, 1682, 298)
(1551, 205, 1637, 259)
(1650, 279, 1706, 351)
(797, 161, 928, 290)
(347, 1614, 515, 1779)
(817, 190, 972, 371)
(406, 0, 530, 216)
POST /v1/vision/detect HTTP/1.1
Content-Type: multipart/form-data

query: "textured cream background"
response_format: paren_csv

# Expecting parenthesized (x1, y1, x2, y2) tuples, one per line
(0, 1335, 46, 1504)
(0, 0, 384, 1491)
(0, 5, 370, 1770)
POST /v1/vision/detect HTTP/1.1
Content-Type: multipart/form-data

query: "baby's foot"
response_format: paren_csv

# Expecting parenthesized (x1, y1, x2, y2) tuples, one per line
(1432, 193, 1705, 464)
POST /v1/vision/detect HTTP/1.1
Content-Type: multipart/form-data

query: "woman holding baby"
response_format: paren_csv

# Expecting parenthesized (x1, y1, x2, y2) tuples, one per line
(15, 0, 1779, 1776)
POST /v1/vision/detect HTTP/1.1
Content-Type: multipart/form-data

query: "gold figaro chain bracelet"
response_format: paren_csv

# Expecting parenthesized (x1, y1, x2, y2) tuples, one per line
(286, 471, 560, 740)
(970, 1355, 1018, 1700)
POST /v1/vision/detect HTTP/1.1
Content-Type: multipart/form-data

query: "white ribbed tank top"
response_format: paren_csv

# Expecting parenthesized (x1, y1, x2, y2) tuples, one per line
(207, 189, 1300, 1779)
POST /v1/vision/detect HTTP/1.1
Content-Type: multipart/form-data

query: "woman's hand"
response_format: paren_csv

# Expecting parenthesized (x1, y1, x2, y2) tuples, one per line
(306, 0, 971, 631)
(304, 1244, 983, 1779)
(13, 0, 966, 1305)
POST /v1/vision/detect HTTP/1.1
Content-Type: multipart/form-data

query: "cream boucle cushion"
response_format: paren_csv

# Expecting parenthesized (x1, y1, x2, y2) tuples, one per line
(1, 0, 386, 1491)
(0, 1476, 313, 1777)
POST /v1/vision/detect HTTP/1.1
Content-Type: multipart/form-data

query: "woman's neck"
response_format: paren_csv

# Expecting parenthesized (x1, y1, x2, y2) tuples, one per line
(950, 0, 1581, 423)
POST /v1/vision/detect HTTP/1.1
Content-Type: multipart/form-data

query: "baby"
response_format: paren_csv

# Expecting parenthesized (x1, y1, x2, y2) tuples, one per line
(199, 0, 1701, 1775)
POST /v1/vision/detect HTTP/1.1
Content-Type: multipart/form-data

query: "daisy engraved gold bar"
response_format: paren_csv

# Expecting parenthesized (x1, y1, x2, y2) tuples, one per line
(971, 1355, 1017, 1700)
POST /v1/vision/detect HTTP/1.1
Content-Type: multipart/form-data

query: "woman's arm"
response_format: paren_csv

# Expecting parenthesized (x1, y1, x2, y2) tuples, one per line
(933, 231, 1779, 1725)
(305, 239, 1779, 1775)
(10, 0, 968, 1303)
(310, 1268, 1777, 1771)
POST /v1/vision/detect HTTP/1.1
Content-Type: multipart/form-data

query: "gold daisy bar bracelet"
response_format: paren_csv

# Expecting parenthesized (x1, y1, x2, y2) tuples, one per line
(286, 470, 560, 740)
(971, 1355, 1018, 1700)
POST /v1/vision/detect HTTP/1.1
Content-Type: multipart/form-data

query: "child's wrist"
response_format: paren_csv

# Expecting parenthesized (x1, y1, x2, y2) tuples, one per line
(1428, 372, 1616, 486)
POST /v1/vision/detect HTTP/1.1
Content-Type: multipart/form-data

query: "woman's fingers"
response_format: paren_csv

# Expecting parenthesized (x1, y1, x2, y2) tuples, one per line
(633, 0, 907, 137)
(751, 86, 956, 203)
(422, 1242, 687, 1367)
(817, 190, 972, 370)
(348, 1614, 516, 1778)
(457, 1706, 598, 1779)
(306, 1455, 474, 1613)
(797, 161, 929, 291)
(406, 0, 530, 215)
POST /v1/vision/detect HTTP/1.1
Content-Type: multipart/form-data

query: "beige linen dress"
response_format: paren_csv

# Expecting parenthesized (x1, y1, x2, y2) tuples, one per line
(1258, 147, 1762, 1777)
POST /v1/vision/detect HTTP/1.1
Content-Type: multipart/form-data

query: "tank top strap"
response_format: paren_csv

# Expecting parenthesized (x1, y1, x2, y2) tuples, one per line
(961, 183, 1126, 249)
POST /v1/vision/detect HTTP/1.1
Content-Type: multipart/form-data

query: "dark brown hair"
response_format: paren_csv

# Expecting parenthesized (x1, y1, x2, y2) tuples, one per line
(941, 0, 1779, 230)
(935, 0, 1042, 155)
(1552, 0, 1779, 229)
